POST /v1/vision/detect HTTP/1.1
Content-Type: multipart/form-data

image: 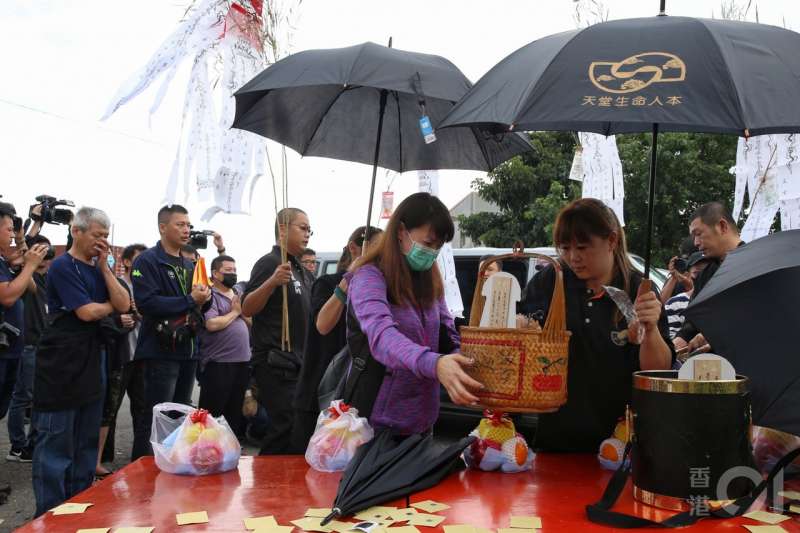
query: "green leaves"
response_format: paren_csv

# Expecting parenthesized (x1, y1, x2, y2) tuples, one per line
(459, 131, 737, 267)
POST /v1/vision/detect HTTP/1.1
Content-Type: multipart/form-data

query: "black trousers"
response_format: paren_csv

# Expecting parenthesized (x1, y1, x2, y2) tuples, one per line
(290, 409, 319, 454)
(253, 362, 297, 455)
(198, 361, 250, 437)
(101, 360, 146, 464)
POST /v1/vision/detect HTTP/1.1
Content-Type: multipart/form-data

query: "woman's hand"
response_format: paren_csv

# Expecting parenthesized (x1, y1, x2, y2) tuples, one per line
(436, 354, 483, 406)
(634, 287, 662, 333)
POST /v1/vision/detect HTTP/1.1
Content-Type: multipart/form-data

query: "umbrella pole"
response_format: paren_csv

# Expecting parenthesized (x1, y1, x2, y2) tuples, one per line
(643, 123, 659, 277)
(364, 89, 389, 250)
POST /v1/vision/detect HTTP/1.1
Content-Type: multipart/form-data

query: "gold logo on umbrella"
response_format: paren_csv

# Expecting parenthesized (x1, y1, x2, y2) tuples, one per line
(589, 52, 685, 94)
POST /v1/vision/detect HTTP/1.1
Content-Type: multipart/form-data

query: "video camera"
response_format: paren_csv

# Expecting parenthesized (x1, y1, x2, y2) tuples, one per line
(189, 229, 215, 250)
(29, 195, 75, 226)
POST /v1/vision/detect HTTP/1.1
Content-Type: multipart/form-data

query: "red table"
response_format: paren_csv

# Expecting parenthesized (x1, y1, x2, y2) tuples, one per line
(16, 455, 800, 532)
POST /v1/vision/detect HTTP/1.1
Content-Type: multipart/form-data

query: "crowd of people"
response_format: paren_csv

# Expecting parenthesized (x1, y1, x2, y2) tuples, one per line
(0, 193, 742, 516)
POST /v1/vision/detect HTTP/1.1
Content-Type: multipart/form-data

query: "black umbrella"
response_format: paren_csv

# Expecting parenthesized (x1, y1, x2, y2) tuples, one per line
(232, 41, 531, 238)
(684, 230, 800, 436)
(321, 431, 475, 525)
(439, 0, 800, 274)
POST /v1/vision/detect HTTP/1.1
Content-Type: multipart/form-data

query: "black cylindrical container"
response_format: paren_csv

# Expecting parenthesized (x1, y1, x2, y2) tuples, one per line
(631, 370, 755, 511)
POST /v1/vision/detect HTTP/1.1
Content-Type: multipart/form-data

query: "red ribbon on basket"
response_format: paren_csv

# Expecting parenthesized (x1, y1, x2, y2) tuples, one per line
(190, 408, 210, 426)
(484, 409, 509, 426)
(328, 402, 351, 419)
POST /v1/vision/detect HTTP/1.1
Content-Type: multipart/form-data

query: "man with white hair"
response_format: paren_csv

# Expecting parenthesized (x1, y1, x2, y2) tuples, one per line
(31, 206, 130, 516)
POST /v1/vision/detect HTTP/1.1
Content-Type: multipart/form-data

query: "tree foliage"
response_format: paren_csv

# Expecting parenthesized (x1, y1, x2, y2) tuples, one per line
(458, 131, 737, 267)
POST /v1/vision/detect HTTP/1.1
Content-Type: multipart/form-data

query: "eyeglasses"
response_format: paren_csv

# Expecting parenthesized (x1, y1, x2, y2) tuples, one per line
(291, 224, 314, 236)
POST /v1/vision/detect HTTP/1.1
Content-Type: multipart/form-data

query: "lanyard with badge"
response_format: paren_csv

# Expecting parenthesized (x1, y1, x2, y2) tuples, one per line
(413, 73, 436, 145)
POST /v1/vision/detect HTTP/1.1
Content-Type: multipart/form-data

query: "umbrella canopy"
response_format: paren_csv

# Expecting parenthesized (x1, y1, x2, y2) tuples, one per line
(233, 41, 532, 172)
(438, 10, 800, 273)
(322, 431, 475, 525)
(684, 230, 800, 436)
(439, 16, 800, 137)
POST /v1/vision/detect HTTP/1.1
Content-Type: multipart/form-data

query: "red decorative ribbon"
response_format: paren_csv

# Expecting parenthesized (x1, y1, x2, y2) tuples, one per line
(483, 409, 509, 426)
(190, 409, 209, 425)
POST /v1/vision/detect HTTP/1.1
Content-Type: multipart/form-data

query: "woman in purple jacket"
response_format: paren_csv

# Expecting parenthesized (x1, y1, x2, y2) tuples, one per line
(347, 193, 483, 435)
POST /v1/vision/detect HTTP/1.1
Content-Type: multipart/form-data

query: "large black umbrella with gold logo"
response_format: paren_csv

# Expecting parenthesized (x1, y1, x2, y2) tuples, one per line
(439, 2, 800, 274)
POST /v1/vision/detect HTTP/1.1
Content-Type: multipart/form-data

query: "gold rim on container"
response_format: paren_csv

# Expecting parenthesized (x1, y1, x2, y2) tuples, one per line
(633, 371, 748, 395)
(633, 486, 735, 512)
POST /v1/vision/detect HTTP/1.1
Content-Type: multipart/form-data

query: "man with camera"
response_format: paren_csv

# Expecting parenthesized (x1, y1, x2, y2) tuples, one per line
(0, 202, 49, 423)
(6, 235, 54, 463)
(242, 207, 313, 455)
(31, 207, 130, 516)
(131, 205, 211, 459)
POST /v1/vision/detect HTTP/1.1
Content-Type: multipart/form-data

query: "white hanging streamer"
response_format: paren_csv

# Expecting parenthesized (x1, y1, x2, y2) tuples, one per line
(578, 132, 625, 226)
(733, 134, 800, 240)
(102, 0, 270, 219)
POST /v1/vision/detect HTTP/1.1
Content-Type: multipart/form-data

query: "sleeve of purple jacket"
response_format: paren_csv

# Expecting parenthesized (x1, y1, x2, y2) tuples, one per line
(349, 265, 440, 380)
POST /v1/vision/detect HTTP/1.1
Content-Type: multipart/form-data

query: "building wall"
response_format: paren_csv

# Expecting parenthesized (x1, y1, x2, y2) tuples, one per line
(449, 192, 500, 249)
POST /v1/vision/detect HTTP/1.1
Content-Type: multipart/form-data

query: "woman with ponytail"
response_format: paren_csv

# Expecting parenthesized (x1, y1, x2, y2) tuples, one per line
(522, 198, 673, 452)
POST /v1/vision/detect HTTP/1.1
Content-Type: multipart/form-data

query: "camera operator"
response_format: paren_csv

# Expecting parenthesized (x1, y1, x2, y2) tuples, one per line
(131, 205, 211, 459)
(6, 235, 53, 463)
(31, 207, 130, 517)
(0, 202, 48, 423)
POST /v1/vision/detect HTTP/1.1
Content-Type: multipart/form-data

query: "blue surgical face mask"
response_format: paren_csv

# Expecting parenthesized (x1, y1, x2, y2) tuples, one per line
(404, 231, 440, 272)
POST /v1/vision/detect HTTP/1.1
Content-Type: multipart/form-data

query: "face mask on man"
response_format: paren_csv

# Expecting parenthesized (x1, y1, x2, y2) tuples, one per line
(219, 273, 237, 289)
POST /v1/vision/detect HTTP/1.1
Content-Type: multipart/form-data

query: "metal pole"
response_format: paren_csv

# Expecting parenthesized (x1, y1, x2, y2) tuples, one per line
(364, 89, 389, 247)
(659, 0, 667, 16)
(643, 123, 659, 278)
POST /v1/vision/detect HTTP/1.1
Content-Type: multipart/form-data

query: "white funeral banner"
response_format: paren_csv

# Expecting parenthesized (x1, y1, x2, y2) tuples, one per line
(417, 170, 463, 318)
(733, 134, 800, 241)
(577, 132, 625, 226)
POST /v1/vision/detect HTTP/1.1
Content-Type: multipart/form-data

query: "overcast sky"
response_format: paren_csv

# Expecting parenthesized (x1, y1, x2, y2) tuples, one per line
(2, 0, 798, 274)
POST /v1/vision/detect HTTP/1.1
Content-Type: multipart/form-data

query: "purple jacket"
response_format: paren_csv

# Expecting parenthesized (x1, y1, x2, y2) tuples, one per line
(348, 265, 460, 435)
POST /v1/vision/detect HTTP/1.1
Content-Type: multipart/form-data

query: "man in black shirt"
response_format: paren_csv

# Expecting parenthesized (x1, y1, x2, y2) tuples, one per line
(6, 235, 52, 462)
(674, 202, 743, 354)
(242, 207, 313, 455)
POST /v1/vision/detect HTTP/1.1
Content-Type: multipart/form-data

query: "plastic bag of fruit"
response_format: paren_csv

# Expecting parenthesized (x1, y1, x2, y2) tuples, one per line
(305, 400, 374, 472)
(151, 403, 240, 475)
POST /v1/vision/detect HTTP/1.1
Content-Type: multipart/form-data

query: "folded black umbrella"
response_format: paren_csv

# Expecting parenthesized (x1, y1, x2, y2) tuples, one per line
(322, 431, 475, 525)
(685, 230, 800, 436)
(232, 41, 532, 235)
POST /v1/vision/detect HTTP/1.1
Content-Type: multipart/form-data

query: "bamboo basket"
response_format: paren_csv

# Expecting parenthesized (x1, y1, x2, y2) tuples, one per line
(460, 244, 571, 412)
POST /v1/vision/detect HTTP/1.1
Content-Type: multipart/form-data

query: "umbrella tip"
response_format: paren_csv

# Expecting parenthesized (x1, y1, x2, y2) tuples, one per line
(388, 37, 393, 48)
(658, 0, 667, 16)
(321, 509, 340, 526)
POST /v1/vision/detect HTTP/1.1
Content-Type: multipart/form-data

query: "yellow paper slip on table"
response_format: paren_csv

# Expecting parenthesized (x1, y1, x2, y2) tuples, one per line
(410, 501, 450, 513)
(389, 508, 419, 521)
(51, 502, 93, 515)
(386, 527, 421, 533)
(509, 516, 542, 529)
(176, 511, 209, 525)
(253, 526, 297, 533)
(306, 508, 334, 518)
(742, 526, 789, 533)
(443, 525, 477, 533)
(742, 511, 791, 525)
(407, 514, 446, 527)
(245, 516, 280, 529)
(292, 516, 336, 532)
(356, 507, 399, 521)
(779, 490, 800, 500)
